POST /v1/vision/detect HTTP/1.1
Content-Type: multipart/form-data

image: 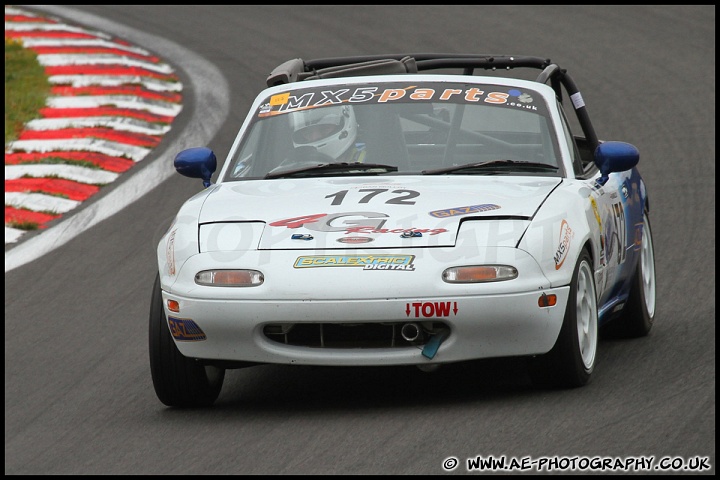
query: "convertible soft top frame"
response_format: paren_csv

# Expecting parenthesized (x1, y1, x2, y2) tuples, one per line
(266, 53, 599, 151)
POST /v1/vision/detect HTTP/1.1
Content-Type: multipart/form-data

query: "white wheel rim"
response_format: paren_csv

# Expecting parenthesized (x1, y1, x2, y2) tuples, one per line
(576, 261, 598, 370)
(641, 215, 656, 317)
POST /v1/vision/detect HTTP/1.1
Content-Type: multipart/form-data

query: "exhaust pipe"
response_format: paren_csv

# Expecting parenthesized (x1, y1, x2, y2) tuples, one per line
(401, 322, 422, 342)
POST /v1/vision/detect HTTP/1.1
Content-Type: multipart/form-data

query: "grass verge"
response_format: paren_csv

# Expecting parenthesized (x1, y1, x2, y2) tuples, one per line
(5, 37, 51, 146)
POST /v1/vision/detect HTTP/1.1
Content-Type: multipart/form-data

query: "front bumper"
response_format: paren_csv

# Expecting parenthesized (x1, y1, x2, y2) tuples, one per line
(162, 287, 569, 366)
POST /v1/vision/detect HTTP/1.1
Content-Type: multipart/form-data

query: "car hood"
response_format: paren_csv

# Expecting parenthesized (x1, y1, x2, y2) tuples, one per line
(198, 176, 561, 249)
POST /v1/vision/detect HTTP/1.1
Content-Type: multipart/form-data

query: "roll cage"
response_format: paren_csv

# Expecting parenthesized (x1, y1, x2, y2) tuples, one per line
(267, 53, 599, 157)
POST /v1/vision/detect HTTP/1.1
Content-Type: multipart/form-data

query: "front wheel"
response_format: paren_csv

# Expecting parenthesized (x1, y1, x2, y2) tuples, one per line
(149, 273, 225, 407)
(528, 250, 598, 388)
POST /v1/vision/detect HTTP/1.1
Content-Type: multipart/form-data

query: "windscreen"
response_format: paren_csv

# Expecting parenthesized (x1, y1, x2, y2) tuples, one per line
(224, 81, 563, 180)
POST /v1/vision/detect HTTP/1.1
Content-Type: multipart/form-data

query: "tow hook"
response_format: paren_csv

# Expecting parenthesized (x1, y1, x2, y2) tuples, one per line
(421, 329, 450, 359)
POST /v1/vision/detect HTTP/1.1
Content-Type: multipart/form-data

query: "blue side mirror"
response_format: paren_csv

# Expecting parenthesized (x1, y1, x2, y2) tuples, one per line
(174, 147, 217, 188)
(594, 141, 639, 186)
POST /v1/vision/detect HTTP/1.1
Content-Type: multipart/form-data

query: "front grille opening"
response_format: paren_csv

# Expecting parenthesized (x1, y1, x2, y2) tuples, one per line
(263, 321, 449, 348)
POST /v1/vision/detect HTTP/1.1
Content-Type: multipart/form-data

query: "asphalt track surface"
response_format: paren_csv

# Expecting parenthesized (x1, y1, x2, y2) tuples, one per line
(5, 5, 715, 475)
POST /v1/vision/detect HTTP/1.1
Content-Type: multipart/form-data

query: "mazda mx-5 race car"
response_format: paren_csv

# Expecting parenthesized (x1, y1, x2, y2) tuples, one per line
(150, 54, 656, 407)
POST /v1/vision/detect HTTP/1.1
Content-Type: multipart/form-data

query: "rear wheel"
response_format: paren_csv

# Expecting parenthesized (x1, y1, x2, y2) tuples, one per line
(149, 274, 225, 407)
(602, 211, 656, 338)
(528, 250, 598, 388)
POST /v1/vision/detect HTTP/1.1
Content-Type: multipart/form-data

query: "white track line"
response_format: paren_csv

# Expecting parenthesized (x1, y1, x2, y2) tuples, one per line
(5, 192, 81, 214)
(47, 75, 182, 90)
(36, 54, 175, 74)
(45, 96, 182, 117)
(4, 21, 112, 39)
(25, 117, 172, 135)
(7, 138, 150, 162)
(5, 164, 120, 184)
(16, 38, 152, 55)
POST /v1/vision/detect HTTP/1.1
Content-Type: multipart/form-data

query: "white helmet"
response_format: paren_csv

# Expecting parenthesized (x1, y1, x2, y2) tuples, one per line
(289, 105, 357, 159)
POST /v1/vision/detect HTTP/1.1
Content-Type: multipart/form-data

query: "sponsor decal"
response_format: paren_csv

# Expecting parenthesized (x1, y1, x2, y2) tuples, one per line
(621, 184, 629, 199)
(406, 301, 458, 317)
(269, 212, 447, 235)
(294, 254, 415, 271)
(633, 222, 644, 251)
(257, 83, 546, 119)
(570, 91, 585, 109)
(345, 226, 447, 235)
(259, 102, 272, 114)
(270, 92, 290, 106)
(337, 236, 374, 244)
(590, 197, 602, 228)
(553, 219, 575, 270)
(605, 201, 627, 265)
(166, 228, 177, 276)
(590, 197, 605, 265)
(167, 317, 207, 341)
(291, 233, 313, 240)
(270, 211, 387, 231)
(429, 203, 500, 218)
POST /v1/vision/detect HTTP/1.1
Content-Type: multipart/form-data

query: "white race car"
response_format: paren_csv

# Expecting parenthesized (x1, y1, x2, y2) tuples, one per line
(150, 54, 656, 407)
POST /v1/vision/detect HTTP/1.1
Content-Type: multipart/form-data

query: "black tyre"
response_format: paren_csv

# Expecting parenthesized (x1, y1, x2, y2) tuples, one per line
(528, 249, 598, 388)
(602, 211, 656, 338)
(149, 273, 225, 407)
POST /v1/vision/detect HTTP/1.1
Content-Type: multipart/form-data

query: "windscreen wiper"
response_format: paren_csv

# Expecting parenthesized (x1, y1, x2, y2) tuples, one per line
(422, 159, 559, 175)
(265, 162, 398, 179)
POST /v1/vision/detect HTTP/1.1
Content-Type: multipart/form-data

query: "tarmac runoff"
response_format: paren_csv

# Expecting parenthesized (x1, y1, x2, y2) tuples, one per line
(4, 5, 183, 245)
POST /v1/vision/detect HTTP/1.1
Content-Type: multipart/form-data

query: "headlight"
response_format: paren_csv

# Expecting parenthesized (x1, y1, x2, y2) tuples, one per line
(195, 269, 264, 287)
(442, 265, 518, 283)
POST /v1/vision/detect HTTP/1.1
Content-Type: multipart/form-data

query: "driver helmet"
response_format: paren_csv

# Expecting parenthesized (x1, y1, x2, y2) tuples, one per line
(289, 104, 357, 158)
